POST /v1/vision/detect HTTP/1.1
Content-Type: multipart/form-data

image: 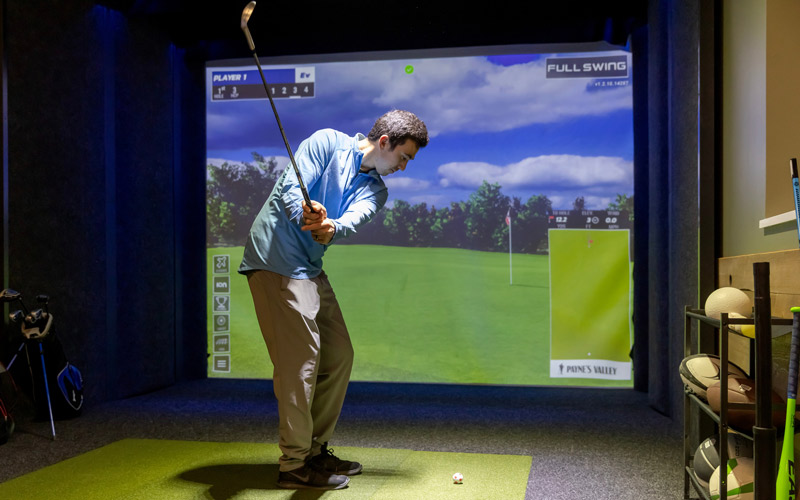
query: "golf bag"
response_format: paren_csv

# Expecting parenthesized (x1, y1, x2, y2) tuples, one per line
(0, 395, 11, 444)
(0, 361, 19, 444)
(3, 289, 84, 422)
(21, 333, 84, 420)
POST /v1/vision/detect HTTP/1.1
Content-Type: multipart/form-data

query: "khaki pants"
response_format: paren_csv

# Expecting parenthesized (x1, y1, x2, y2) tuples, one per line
(246, 269, 354, 471)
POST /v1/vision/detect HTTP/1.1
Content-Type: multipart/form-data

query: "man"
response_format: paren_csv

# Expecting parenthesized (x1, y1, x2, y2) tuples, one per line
(239, 110, 429, 490)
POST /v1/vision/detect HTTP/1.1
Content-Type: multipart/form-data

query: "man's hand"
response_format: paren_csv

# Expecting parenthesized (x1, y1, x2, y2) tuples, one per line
(301, 200, 335, 245)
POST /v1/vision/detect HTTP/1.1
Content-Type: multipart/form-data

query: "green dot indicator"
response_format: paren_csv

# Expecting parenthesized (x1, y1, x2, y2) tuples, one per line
(405, 65, 414, 74)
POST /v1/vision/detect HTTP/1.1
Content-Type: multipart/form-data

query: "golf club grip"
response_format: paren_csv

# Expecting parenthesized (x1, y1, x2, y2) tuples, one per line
(793, 158, 800, 246)
(250, 53, 315, 212)
(791, 312, 800, 400)
(778, 311, 800, 500)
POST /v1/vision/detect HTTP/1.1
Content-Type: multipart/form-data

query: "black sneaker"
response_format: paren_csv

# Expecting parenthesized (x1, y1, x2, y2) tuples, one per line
(308, 443, 363, 476)
(277, 463, 350, 490)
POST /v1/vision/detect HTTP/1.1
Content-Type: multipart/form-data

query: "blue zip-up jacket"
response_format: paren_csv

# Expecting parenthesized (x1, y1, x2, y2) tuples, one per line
(238, 128, 388, 279)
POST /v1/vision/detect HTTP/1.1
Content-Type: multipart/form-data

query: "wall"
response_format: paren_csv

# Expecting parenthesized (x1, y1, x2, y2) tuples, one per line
(765, 0, 800, 221)
(721, 0, 799, 257)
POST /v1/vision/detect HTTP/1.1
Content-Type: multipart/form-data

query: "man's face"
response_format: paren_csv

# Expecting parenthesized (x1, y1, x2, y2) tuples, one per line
(374, 137, 419, 176)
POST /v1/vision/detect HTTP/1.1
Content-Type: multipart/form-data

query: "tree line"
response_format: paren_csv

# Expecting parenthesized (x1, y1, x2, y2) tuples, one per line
(206, 155, 633, 253)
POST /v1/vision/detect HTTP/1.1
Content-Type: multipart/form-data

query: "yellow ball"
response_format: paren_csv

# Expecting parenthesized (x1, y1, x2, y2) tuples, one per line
(738, 324, 755, 338)
(727, 312, 755, 339)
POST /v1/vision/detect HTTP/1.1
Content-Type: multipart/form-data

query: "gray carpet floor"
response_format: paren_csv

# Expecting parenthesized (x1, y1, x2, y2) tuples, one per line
(0, 379, 685, 499)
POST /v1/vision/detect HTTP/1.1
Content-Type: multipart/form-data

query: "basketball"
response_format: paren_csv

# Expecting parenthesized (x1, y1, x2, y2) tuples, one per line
(680, 354, 747, 400)
(708, 457, 754, 499)
(693, 433, 753, 489)
(706, 375, 785, 431)
(704, 287, 752, 321)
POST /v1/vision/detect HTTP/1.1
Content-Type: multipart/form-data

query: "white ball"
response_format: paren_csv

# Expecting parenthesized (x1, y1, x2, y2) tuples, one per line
(709, 458, 754, 499)
(452, 472, 463, 484)
(704, 287, 752, 320)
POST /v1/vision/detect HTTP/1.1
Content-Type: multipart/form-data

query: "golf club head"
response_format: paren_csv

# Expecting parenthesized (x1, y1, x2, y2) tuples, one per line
(26, 309, 43, 323)
(9, 310, 23, 323)
(0, 288, 21, 303)
(241, 1, 256, 51)
(36, 294, 49, 304)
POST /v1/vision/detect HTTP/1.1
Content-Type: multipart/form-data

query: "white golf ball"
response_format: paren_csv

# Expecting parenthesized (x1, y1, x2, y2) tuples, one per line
(452, 472, 463, 484)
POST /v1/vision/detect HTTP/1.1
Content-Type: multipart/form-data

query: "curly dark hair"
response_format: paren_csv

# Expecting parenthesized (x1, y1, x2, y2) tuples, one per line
(367, 110, 429, 149)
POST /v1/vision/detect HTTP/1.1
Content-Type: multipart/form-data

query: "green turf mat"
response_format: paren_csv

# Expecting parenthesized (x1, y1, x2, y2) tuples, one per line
(0, 439, 532, 500)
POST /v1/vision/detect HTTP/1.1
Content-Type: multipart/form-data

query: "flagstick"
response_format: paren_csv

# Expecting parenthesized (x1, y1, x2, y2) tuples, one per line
(508, 212, 513, 285)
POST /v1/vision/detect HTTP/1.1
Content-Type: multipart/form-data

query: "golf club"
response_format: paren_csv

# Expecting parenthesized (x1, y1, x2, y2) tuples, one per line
(0, 288, 28, 314)
(240, 1, 315, 213)
(3, 290, 56, 439)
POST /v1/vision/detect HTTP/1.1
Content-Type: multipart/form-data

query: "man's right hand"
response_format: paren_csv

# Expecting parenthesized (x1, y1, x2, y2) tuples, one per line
(302, 200, 327, 224)
(301, 201, 334, 245)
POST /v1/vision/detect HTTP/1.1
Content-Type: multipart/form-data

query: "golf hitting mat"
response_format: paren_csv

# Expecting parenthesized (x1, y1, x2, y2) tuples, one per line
(0, 439, 532, 499)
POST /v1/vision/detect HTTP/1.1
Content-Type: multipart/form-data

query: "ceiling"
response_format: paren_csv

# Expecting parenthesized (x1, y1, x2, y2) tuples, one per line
(97, 0, 647, 59)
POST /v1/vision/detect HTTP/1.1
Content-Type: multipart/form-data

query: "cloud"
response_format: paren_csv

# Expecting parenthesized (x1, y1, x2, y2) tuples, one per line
(320, 54, 632, 137)
(384, 176, 431, 191)
(207, 51, 633, 151)
(437, 154, 632, 191)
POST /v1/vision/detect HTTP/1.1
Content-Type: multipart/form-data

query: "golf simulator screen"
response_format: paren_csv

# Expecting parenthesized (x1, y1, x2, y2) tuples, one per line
(205, 43, 634, 387)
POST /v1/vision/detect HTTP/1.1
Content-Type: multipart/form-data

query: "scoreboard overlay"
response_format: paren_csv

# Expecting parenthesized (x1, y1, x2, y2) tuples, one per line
(210, 66, 315, 101)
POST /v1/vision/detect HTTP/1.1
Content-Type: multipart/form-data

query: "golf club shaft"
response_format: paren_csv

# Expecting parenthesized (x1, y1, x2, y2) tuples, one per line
(240, 2, 315, 214)
(792, 158, 799, 246)
(248, 50, 314, 211)
(39, 343, 56, 440)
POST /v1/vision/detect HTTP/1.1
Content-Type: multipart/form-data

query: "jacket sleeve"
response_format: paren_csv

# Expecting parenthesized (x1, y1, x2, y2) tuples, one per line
(279, 129, 335, 225)
(329, 182, 388, 244)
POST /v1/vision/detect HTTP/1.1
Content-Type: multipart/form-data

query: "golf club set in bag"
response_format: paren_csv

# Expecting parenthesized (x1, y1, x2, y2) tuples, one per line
(0, 288, 83, 441)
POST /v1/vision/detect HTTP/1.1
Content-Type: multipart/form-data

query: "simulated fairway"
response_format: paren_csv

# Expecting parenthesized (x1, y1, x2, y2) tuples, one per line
(207, 245, 633, 387)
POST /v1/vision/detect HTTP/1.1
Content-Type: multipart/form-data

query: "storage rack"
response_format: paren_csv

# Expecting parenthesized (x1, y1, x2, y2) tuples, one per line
(683, 307, 791, 499)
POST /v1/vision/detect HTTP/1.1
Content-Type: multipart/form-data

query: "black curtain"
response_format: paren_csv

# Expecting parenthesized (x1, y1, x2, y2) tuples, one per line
(644, 0, 715, 422)
(1, 0, 206, 403)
